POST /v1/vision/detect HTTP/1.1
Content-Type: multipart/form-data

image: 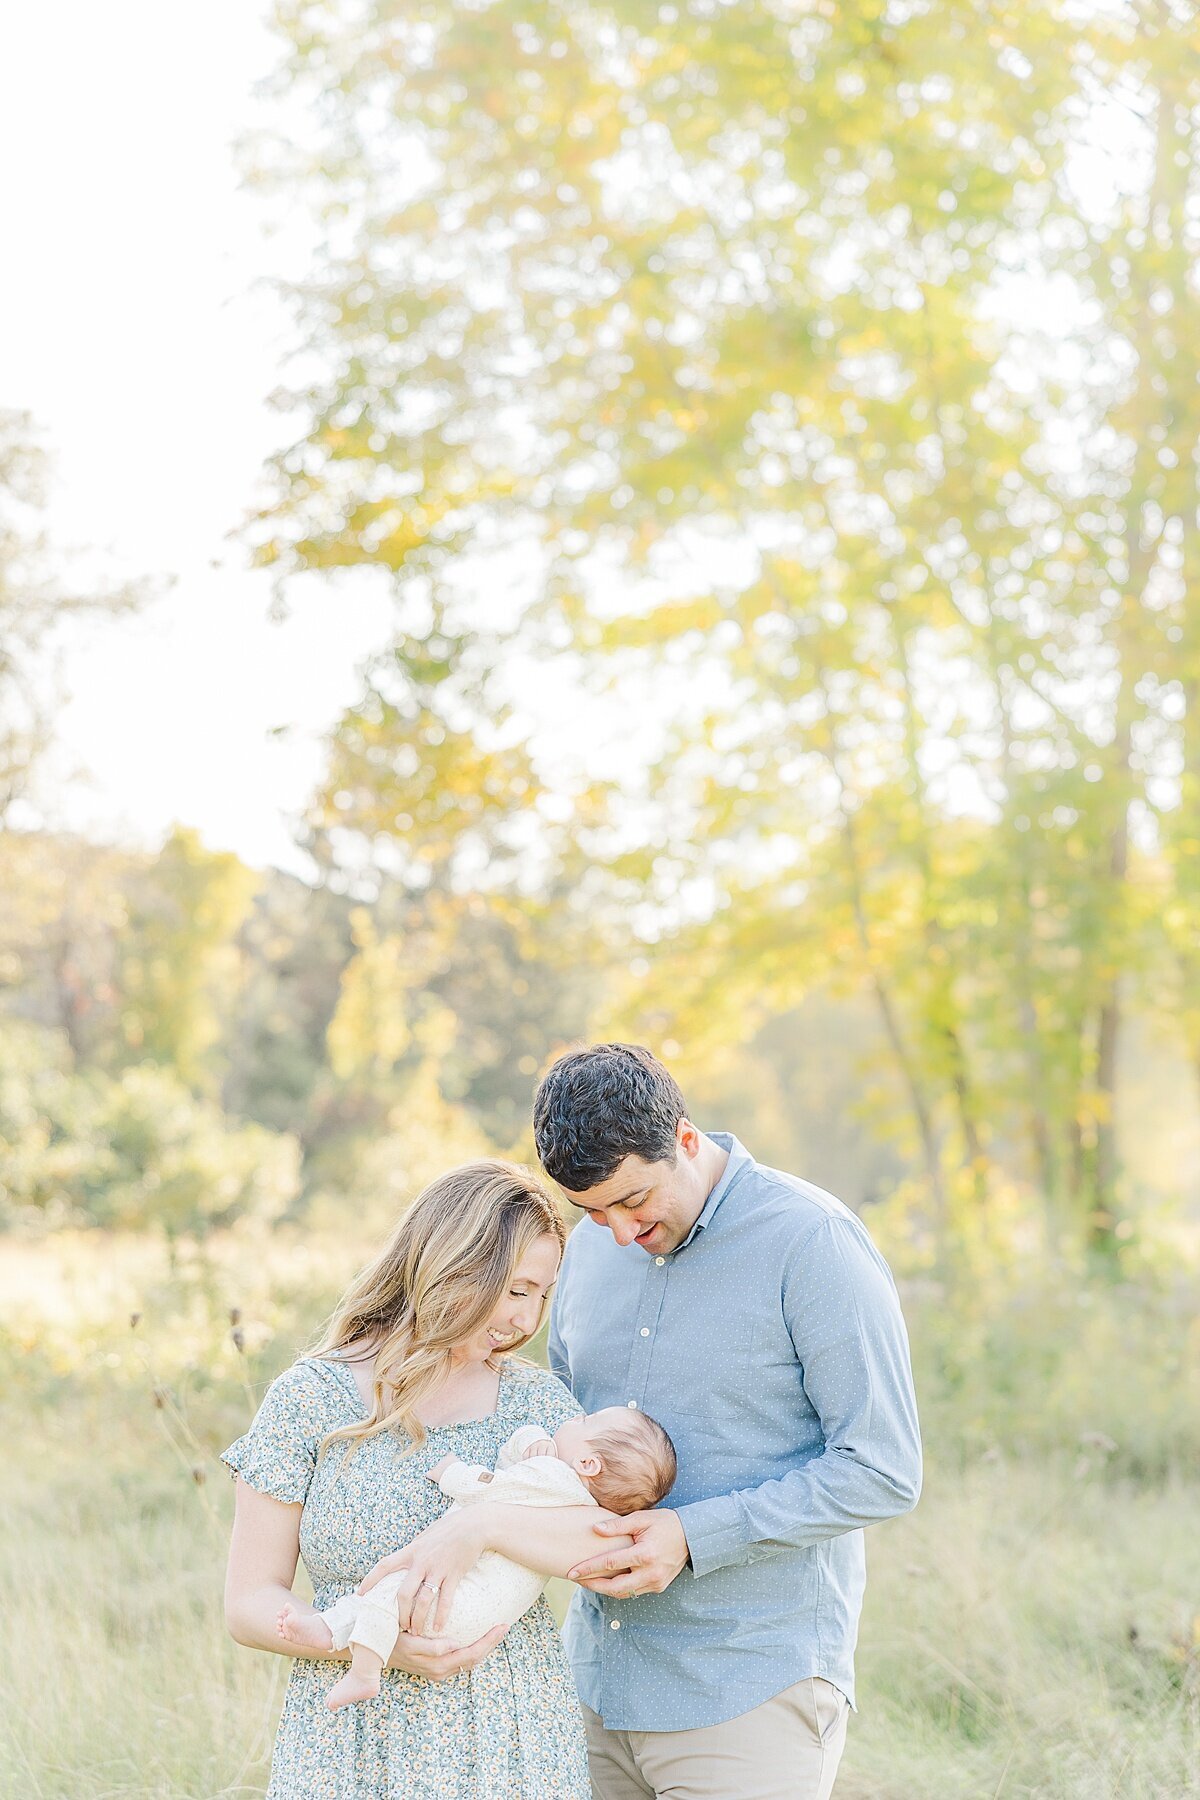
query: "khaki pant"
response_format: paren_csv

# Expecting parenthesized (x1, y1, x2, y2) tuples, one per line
(583, 1678, 849, 1800)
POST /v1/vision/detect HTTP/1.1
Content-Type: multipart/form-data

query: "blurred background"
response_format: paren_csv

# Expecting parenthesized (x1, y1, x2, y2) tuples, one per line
(2, 1, 1198, 1794)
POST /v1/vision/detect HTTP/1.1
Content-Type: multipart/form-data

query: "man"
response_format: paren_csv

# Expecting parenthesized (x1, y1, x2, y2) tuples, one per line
(537, 1043, 922, 1800)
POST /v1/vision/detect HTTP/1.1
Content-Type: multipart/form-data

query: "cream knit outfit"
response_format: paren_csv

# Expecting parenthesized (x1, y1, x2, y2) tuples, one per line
(318, 1425, 596, 1657)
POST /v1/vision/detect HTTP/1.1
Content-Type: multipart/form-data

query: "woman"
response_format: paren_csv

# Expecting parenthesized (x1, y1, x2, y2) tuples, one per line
(222, 1160, 591, 1799)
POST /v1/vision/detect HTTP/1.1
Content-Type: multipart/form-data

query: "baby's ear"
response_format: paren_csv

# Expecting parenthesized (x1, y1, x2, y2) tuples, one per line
(576, 1451, 603, 1479)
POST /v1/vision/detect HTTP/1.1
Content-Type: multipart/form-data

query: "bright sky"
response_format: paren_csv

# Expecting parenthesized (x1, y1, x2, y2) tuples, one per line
(0, 1, 395, 876)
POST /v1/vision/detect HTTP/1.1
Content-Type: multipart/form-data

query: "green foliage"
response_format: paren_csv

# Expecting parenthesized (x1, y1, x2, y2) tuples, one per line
(0, 1020, 103, 1228)
(83, 1064, 301, 1242)
(0, 1019, 300, 1241)
(118, 826, 260, 1094)
(326, 907, 416, 1080)
(219, 870, 354, 1141)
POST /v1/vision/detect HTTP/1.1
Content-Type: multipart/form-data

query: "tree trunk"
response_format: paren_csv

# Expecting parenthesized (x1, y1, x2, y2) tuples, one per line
(840, 803, 948, 1229)
(893, 621, 989, 1207)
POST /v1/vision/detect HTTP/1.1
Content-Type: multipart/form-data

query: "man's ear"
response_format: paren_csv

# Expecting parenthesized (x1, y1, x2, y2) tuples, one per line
(677, 1118, 701, 1158)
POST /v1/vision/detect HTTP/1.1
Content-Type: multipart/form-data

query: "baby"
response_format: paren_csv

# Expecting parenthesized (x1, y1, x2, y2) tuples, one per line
(277, 1405, 676, 1711)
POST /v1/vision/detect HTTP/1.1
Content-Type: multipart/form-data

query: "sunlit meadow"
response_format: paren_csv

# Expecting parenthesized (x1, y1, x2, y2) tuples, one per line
(4, 1202, 1198, 1799)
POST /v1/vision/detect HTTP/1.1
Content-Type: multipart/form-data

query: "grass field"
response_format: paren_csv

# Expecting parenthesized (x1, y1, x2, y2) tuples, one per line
(4, 1231, 1198, 1798)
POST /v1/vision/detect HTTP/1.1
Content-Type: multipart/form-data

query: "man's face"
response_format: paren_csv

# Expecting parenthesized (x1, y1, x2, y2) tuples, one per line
(559, 1121, 710, 1256)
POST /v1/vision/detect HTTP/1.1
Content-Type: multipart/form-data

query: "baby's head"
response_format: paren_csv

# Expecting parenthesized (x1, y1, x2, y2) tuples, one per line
(553, 1407, 676, 1513)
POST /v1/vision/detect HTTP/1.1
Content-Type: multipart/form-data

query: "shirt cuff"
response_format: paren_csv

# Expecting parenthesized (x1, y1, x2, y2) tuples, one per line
(499, 1425, 554, 1468)
(438, 1462, 490, 1503)
(673, 1495, 753, 1579)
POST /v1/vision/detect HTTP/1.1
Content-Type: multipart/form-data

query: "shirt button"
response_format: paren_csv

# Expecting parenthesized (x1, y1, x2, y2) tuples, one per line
(627, 1400, 639, 1409)
(639, 1327, 650, 1337)
(610, 1619, 621, 1631)
(654, 1256, 665, 1266)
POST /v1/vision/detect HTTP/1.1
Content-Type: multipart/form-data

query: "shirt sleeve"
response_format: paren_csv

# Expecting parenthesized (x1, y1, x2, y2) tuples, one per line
(674, 1217, 922, 1579)
(438, 1460, 496, 1504)
(486, 1458, 597, 1508)
(220, 1361, 325, 1505)
(498, 1425, 555, 1469)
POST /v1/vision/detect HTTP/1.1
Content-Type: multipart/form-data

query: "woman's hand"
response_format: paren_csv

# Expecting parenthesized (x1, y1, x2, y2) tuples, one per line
(359, 1505, 489, 1636)
(388, 1624, 508, 1682)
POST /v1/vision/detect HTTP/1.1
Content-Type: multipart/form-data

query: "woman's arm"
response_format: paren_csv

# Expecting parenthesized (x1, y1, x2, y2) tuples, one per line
(358, 1501, 635, 1636)
(225, 1478, 308, 1653)
(224, 1477, 508, 1680)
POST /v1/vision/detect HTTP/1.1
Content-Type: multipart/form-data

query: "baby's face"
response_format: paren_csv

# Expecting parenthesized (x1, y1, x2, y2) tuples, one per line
(552, 1406, 629, 1471)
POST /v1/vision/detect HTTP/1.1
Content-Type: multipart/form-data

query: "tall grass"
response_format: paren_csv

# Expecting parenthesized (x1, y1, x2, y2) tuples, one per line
(4, 1229, 1198, 1797)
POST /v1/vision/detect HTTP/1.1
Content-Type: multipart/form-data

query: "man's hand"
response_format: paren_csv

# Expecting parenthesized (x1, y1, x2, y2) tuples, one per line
(567, 1509, 689, 1598)
(358, 1506, 489, 1636)
(388, 1624, 508, 1682)
(521, 1439, 558, 1461)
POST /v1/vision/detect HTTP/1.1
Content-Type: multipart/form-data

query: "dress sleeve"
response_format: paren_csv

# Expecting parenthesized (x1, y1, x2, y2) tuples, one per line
(220, 1361, 327, 1505)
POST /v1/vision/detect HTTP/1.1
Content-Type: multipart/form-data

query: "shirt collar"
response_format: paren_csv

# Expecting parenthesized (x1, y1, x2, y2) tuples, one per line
(675, 1132, 753, 1252)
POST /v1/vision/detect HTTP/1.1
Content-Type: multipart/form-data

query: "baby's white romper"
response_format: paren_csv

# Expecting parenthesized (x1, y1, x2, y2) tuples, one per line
(318, 1425, 596, 1659)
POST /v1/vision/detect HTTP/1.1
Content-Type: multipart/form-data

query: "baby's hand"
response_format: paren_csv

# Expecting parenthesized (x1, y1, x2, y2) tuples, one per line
(427, 1454, 457, 1482)
(521, 1439, 558, 1461)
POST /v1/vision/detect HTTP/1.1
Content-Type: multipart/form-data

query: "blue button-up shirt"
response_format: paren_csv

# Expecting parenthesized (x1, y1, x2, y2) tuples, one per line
(547, 1133, 921, 1731)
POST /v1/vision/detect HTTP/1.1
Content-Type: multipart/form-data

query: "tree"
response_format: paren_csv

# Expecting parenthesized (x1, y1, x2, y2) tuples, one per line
(0, 410, 143, 821)
(251, 0, 1200, 1247)
(117, 827, 259, 1095)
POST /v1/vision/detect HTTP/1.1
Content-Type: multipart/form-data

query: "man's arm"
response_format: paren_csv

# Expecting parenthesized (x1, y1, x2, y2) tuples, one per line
(673, 1217, 921, 1578)
(572, 1216, 922, 1595)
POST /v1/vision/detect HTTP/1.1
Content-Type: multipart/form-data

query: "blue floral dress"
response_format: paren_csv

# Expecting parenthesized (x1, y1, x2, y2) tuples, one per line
(222, 1356, 590, 1799)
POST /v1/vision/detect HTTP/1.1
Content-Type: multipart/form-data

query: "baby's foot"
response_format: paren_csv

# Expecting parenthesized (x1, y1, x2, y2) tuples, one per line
(326, 1668, 381, 1712)
(277, 1602, 334, 1653)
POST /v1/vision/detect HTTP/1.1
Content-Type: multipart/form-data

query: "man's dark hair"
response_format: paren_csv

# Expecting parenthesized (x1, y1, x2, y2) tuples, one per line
(533, 1043, 687, 1192)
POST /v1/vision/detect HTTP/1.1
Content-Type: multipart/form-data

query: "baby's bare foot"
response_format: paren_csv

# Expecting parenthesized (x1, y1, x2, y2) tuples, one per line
(277, 1602, 334, 1652)
(326, 1669, 381, 1711)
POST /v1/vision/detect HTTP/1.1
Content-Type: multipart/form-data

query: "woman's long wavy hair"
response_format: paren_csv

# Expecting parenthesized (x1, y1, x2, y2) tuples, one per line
(314, 1160, 566, 1462)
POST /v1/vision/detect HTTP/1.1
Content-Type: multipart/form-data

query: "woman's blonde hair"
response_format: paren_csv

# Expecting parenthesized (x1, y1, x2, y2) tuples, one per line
(315, 1159, 565, 1460)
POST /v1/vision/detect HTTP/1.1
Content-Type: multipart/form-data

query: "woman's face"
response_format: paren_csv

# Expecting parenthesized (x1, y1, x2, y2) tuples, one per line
(449, 1231, 562, 1365)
